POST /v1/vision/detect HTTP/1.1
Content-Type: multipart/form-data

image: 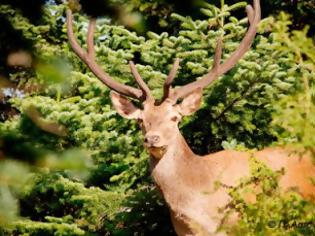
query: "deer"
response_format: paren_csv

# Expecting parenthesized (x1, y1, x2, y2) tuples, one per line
(66, 0, 315, 235)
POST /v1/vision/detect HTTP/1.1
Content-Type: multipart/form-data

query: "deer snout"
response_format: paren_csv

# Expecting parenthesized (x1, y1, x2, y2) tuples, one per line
(144, 134, 160, 146)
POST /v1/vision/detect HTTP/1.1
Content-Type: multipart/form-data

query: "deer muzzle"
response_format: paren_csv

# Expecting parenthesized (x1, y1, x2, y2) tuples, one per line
(144, 134, 161, 146)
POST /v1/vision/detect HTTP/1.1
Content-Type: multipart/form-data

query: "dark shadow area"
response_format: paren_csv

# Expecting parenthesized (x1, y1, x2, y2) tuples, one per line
(105, 186, 176, 236)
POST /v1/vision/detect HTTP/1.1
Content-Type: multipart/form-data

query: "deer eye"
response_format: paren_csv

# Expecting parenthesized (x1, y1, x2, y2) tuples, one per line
(171, 116, 178, 122)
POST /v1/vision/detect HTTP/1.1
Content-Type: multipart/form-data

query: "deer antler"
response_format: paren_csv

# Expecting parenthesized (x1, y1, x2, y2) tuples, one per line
(161, 58, 181, 102)
(67, 0, 260, 103)
(165, 0, 261, 101)
(66, 9, 151, 101)
(129, 61, 153, 101)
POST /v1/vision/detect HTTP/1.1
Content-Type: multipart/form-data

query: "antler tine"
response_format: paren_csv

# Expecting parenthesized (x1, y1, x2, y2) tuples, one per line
(66, 9, 85, 60)
(129, 61, 153, 101)
(66, 9, 143, 100)
(167, 38, 223, 101)
(246, 5, 254, 25)
(213, 37, 223, 71)
(161, 58, 180, 102)
(170, 0, 261, 101)
(87, 17, 96, 58)
(217, 0, 260, 74)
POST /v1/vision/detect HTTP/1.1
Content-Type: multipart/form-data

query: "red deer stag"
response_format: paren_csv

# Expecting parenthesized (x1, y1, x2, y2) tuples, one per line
(66, 0, 315, 235)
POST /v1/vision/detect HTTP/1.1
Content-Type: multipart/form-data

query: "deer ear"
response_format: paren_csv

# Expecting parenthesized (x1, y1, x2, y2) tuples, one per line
(110, 91, 141, 119)
(176, 87, 203, 116)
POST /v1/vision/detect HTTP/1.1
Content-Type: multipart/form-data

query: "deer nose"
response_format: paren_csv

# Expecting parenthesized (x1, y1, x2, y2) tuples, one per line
(144, 135, 160, 145)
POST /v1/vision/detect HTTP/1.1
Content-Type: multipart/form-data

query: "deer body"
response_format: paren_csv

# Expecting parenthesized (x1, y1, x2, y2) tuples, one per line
(66, 0, 315, 234)
(149, 136, 315, 235)
(111, 97, 315, 235)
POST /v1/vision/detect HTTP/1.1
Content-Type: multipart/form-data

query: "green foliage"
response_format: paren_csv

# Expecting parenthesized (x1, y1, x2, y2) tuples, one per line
(2, 173, 173, 235)
(225, 157, 315, 236)
(177, 13, 299, 153)
(0, 186, 19, 226)
(114, 0, 202, 30)
(262, 0, 315, 37)
(266, 13, 315, 155)
(120, 0, 315, 36)
(5, 220, 85, 236)
(106, 186, 175, 235)
(18, 173, 123, 234)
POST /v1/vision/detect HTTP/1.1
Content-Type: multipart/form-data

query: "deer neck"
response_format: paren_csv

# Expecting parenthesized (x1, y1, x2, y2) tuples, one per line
(163, 132, 195, 158)
(149, 132, 201, 204)
(149, 131, 195, 170)
(148, 132, 231, 233)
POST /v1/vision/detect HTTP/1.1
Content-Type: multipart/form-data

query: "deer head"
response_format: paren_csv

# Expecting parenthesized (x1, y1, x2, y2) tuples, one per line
(66, 0, 261, 159)
(110, 86, 203, 158)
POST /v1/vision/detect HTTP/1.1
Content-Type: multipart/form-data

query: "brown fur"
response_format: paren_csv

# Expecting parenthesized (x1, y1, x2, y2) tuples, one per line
(111, 93, 315, 236)
(151, 138, 315, 235)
